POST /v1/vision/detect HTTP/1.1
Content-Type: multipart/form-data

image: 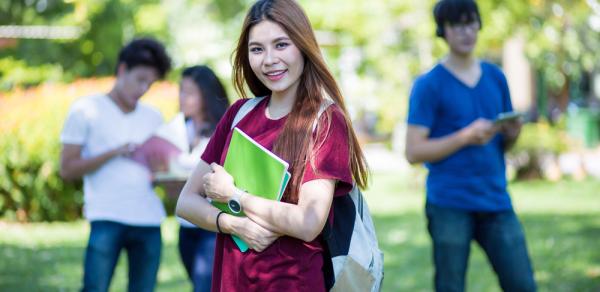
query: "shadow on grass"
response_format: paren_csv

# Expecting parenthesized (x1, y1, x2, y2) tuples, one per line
(519, 213, 600, 292)
(0, 244, 85, 291)
(374, 212, 600, 292)
(0, 241, 190, 292)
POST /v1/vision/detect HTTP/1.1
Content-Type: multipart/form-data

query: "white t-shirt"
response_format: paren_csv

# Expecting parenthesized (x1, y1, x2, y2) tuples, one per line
(60, 94, 166, 226)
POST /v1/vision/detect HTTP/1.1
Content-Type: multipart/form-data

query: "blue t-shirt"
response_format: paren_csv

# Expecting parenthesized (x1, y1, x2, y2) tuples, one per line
(407, 62, 513, 211)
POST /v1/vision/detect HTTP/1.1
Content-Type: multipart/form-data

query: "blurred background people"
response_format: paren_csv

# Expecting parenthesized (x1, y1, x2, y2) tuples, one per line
(159, 65, 230, 292)
(59, 38, 171, 292)
(405, 1, 536, 291)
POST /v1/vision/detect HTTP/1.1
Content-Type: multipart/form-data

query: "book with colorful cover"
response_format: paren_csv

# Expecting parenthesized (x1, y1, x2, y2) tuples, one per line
(212, 127, 290, 252)
(130, 113, 192, 180)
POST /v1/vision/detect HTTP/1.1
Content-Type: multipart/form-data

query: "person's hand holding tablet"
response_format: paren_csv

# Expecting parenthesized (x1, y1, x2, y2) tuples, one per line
(495, 111, 523, 145)
(494, 111, 523, 125)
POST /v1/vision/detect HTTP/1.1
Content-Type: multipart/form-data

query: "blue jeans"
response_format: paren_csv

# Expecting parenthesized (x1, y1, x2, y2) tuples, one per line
(426, 203, 536, 292)
(178, 226, 217, 292)
(82, 221, 161, 292)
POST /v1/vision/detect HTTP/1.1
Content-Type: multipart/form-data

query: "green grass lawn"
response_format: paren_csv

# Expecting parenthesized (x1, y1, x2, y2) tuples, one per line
(1, 171, 599, 291)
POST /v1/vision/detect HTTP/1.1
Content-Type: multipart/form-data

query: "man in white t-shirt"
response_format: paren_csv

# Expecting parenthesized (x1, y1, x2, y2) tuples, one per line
(60, 38, 171, 292)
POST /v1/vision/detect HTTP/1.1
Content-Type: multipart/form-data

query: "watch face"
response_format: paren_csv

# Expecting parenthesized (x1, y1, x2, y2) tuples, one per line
(228, 199, 242, 214)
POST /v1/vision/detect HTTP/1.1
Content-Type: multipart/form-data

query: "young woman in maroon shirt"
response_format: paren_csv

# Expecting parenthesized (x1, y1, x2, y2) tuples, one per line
(176, 0, 369, 290)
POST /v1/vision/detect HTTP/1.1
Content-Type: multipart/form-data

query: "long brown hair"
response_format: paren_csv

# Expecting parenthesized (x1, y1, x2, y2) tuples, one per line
(232, 0, 369, 203)
(181, 65, 230, 137)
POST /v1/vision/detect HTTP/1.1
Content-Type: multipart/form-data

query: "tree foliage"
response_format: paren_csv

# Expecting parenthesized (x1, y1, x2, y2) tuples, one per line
(2, 1, 597, 99)
(1, 0, 599, 221)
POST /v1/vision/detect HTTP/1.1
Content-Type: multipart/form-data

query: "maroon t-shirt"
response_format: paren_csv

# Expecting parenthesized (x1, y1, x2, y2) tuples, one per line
(201, 97, 353, 291)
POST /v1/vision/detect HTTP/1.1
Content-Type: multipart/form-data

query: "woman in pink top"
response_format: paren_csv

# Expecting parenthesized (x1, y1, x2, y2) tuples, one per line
(176, 0, 369, 290)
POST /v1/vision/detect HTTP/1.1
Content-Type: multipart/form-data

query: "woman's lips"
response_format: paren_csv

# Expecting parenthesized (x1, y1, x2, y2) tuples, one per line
(264, 70, 287, 81)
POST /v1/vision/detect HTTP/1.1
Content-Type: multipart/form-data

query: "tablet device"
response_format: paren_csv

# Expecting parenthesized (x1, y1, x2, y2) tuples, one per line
(494, 111, 523, 125)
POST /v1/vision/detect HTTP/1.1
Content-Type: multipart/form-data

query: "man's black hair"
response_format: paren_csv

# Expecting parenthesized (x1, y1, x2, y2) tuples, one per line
(116, 38, 171, 79)
(434, 0, 482, 38)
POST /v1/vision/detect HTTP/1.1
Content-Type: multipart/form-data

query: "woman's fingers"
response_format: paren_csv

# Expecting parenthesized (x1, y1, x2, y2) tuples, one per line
(240, 218, 279, 252)
(201, 166, 234, 202)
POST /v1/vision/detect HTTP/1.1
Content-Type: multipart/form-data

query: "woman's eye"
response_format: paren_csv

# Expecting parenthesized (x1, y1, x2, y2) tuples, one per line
(249, 47, 263, 53)
(276, 42, 289, 49)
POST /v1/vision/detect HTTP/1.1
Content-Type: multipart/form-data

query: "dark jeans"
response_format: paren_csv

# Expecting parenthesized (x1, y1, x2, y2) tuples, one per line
(82, 221, 161, 292)
(178, 226, 217, 292)
(426, 203, 536, 292)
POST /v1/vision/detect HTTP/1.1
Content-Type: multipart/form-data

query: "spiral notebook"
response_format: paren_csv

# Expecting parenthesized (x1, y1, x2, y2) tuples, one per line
(212, 127, 290, 252)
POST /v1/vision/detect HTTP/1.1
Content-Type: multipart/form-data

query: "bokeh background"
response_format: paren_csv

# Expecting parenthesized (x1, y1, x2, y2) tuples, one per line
(1, 0, 600, 291)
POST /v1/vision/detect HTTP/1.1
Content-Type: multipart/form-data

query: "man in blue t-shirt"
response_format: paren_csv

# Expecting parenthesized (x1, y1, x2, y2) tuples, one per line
(405, 1, 536, 291)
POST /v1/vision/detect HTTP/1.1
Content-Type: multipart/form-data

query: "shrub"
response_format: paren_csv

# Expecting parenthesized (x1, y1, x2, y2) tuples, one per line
(507, 118, 573, 180)
(0, 78, 178, 222)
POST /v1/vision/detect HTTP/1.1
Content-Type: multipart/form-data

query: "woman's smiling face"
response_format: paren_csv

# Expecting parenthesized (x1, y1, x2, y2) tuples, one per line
(248, 20, 305, 98)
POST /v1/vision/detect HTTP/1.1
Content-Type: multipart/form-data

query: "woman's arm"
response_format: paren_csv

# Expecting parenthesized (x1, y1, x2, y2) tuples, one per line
(203, 163, 335, 242)
(175, 160, 279, 251)
(243, 179, 335, 242)
(175, 160, 220, 230)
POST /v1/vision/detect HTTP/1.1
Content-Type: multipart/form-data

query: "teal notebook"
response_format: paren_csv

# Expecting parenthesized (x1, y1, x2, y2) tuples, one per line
(212, 127, 290, 252)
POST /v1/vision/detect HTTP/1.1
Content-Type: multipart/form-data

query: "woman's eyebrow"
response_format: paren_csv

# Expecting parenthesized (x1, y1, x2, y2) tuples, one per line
(248, 36, 291, 47)
(272, 37, 291, 43)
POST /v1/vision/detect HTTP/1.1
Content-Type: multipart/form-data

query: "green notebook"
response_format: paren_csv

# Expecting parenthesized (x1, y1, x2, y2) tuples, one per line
(212, 127, 290, 252)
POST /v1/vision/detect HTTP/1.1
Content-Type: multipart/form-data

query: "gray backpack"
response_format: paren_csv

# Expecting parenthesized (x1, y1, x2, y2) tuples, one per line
(322, 186, 384, 292)
(231, 96, 384, 292)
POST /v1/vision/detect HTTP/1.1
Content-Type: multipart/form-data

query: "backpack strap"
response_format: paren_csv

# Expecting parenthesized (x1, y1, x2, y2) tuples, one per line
(230, 96, 266, 130)
(313, 98, 334, 132)
(232, 96, 334, 132)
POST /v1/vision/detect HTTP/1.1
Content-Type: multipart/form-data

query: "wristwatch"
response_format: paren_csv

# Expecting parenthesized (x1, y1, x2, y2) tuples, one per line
(228, 187, 246, 214)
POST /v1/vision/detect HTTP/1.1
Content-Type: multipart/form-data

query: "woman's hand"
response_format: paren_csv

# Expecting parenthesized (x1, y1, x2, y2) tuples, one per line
(234, 217, 280, 252)
(203, 163, 235, 203)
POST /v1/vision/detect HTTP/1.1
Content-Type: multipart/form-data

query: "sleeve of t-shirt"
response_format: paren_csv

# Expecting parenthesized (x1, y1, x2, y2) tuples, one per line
(407, 76, 438, 129)
(302, 106, 353, 196)
(201, 99, 247, 165)
(498, 69, 513, 112)
(60, 100, 89, 145)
